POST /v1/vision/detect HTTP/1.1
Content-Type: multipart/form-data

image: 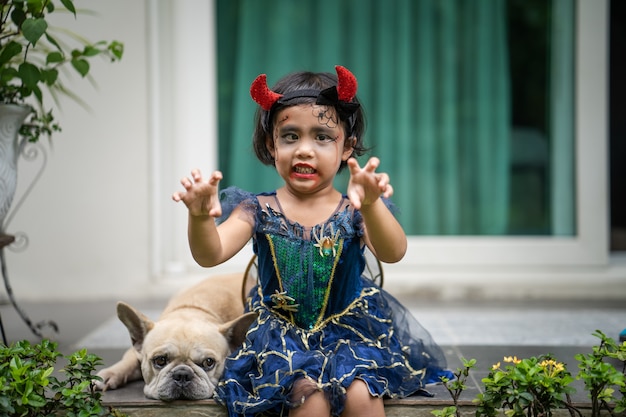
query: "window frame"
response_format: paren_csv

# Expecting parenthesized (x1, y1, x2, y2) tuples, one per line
(393, 0, 607, 274)
(148, 0, 610, 281)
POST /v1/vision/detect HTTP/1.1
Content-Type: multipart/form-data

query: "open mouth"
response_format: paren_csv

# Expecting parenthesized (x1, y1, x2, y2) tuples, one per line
(293, 165, 316, 175)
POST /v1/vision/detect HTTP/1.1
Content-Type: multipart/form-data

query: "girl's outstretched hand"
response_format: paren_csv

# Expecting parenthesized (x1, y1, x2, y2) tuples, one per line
(347, 157, 393, 210)
(172, 169, 223, 217)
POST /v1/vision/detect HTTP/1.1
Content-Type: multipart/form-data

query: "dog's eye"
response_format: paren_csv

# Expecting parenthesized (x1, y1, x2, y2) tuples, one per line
(152, 355, 168, 369)
(201, 358, 216, 371)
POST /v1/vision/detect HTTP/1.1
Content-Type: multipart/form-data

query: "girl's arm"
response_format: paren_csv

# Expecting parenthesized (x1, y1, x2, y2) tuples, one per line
(173, 169, 254, 267)
(187, 208, 253, 267)
(347, 158, 407, 263)
(360, 198, 407, 263)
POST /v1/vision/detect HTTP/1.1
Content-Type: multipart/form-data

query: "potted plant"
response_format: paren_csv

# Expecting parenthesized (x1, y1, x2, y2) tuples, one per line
(0, 0, 123, 232)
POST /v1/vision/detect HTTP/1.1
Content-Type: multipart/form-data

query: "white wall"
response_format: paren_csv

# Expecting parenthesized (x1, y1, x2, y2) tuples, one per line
(2, 0, 624, 303)
(5, 0, 152, 301)
(4, 0, 246, 302)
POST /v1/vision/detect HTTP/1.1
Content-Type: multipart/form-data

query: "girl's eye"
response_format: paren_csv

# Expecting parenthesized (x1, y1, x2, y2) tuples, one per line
(316, 134, 336, 142)
(281, 133, 298, 142)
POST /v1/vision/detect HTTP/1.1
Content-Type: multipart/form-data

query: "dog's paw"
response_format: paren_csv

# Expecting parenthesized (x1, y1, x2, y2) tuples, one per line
(95, 368, 127, 391)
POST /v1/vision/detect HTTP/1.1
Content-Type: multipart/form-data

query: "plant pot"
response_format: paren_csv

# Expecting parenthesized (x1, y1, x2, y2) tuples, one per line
(0, 104, 31, 234)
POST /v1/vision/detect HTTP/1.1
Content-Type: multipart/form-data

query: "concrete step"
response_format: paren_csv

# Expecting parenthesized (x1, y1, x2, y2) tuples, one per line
(101, 381, 601, 417)
(103, 400, 456, 417)
(101, 381, 457, 416)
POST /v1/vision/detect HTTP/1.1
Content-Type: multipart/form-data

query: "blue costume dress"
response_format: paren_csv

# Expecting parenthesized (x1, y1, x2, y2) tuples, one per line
(214, 188, 452, 416)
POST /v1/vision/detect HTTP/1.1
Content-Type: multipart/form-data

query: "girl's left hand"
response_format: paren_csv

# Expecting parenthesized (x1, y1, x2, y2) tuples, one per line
(347, 157, 393, 209)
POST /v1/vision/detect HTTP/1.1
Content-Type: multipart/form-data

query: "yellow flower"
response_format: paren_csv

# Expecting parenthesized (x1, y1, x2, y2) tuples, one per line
(492, 362, 501, 370)
(504, 356, 521, 364)
(540, 359, 565, 377)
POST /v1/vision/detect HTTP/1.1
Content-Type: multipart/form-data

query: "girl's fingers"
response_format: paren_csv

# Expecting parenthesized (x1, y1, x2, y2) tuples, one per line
(348, 189, 362, 210)
(179, 170, 222, 190)
(180, 176, 188, 186)
(209, 170, 223, 185)
(364, 157, 380, 173)
(382, 184, 394, 198)
(191, 169, 202, 182)
(377, 173, 389, 189)
(347, 157, 360, 176)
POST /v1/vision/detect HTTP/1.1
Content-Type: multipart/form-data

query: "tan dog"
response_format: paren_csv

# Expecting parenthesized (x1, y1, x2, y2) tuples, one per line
(95, 273, 257, 401)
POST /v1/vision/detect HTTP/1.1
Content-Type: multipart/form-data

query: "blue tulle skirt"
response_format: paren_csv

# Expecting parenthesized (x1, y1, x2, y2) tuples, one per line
(214, 277, 453, 416)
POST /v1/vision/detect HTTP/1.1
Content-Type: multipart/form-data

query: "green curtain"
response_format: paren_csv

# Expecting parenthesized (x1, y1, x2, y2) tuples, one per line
(217, 0, 511, 235)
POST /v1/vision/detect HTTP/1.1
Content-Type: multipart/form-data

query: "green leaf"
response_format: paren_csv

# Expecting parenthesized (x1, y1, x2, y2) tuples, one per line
(60, 0, 77, 16)
(21, 18, 48, 45)
(42, 366, 54, 379)
(32, 84, 43, 103)
(18, 62, 41, 87)
(10, 356, 23, 372)
(25, 393, 46, 408)
(0, 396, 15, 413)
(519, 391, 534, 402)
(108, 41, 124, 60)
(45, 33, 64, 54)
(71, 58, 89, 77)
(493, 371, 506, 384)
(23, 379, 33, 398)
(25, 0, 44, 14)
(82, 45, 101, 57)
(1, 67, 19, 83)
(10, 7, 26, 28)
(0, 41, 23, 66)
(46, 51, 64, 64)
(463, 358, 477, 367)
(41, 68, 59, 85)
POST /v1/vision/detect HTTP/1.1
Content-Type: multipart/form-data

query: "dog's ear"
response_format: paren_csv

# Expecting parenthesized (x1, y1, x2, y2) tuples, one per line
(219, 312, 257, 351)
(116, 301, 155, 353)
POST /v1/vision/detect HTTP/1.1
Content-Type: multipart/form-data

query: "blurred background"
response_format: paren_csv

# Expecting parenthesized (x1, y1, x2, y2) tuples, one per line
(1, 0, 624, 306)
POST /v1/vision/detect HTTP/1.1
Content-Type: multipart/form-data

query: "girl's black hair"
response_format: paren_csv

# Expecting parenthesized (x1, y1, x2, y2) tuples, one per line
(252, 70, 367, 172)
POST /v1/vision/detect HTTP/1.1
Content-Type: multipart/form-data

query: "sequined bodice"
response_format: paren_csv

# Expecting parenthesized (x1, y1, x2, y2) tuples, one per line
(252, 193, 365, 330)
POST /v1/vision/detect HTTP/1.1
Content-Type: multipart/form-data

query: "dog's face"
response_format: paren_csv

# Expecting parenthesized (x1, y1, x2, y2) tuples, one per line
(117, 302, 256, 401)
(139, 318, 228, 400)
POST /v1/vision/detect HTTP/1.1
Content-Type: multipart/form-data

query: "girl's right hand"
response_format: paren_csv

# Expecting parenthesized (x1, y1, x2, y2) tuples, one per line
(172, 169, 223, 217)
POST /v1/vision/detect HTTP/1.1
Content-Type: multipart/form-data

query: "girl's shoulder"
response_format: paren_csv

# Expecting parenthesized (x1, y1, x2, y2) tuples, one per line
(216, 186, 263, 224)
(346, 195, 399, 237)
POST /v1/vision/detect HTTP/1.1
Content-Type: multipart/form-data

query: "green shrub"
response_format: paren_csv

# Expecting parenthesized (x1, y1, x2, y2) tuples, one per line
(432, 331, 626, 417)
(0, 339, 126, 417)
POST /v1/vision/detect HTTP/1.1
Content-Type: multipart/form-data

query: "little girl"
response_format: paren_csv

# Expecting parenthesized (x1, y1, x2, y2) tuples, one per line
(173, 66, 452, 417)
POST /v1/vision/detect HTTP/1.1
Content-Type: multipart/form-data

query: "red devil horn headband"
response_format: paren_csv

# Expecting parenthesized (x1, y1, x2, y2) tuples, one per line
(250, 74, 282, 111)
(250, 65, 358, 111)
(334, 65, 357, 102)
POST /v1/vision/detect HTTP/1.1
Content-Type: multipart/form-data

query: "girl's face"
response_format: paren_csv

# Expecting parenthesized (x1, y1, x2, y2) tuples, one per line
(267, 103, 353, 196)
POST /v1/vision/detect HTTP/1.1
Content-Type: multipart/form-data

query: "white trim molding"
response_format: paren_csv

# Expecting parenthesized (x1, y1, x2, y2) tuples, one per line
(147, 0, 218, 279)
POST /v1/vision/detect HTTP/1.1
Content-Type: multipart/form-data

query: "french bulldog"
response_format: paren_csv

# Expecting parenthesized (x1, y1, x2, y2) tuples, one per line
(95, 273, 257, 401)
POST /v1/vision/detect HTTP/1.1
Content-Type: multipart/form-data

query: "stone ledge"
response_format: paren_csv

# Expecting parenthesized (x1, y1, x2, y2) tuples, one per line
(103, 402, 603, 417)
(101, 381, 604, 417)
(103, 399, 466, 417)
(101, 381, 456, 416)
(102, 403, 458, 417)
